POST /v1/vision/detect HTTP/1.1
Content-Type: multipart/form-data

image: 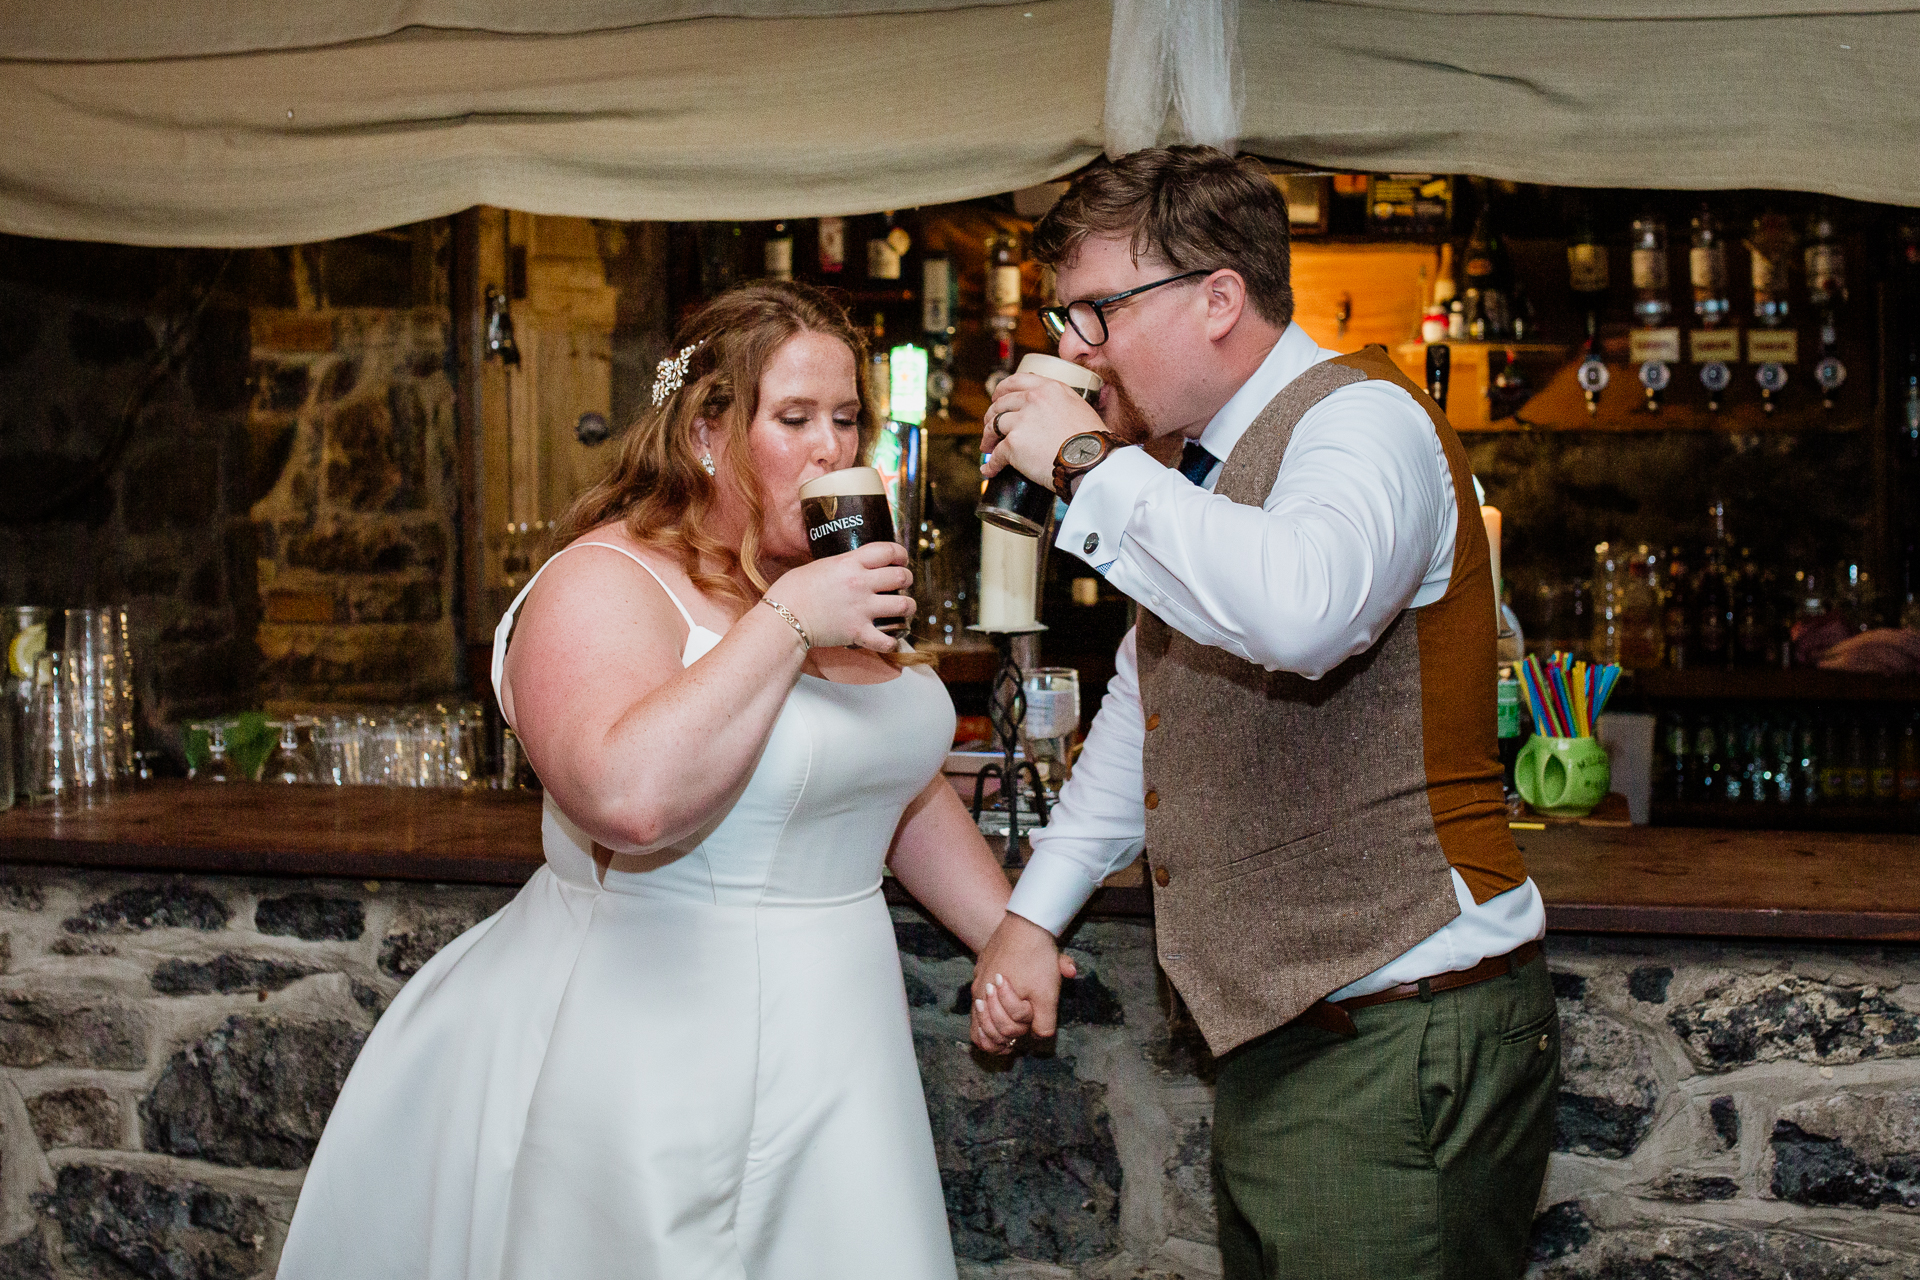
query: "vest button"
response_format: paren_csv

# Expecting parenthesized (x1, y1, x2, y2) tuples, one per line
(1154, 867, 1170, 887)
(1144, 789, 1159, 810)
(1145, 713, 1161, 731)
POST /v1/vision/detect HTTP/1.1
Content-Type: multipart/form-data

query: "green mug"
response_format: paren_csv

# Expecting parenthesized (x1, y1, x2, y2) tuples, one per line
(1515, 734, 1611, 818)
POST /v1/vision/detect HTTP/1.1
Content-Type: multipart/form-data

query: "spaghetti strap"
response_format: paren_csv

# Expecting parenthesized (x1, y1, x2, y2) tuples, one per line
(490, 541, 701, 706)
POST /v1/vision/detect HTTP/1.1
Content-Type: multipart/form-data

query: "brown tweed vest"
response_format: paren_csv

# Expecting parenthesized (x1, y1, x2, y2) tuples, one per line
(1138, 345, 1525, 1055)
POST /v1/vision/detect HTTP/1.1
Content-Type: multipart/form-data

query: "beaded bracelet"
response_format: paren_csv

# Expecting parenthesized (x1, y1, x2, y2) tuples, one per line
(760, 596, 811, 649)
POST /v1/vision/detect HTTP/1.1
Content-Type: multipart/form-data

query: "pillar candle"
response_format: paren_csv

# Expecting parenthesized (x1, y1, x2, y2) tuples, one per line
(1481, 504, 1503, 592)
(978, 523, 1038, 630)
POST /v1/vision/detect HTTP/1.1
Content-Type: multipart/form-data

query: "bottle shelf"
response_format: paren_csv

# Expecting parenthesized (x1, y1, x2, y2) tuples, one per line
(1652, 799, 1920, 834)
(1622, 668, 1920, 703)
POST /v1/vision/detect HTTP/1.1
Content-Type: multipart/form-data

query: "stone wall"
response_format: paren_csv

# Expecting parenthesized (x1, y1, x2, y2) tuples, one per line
(0, 228, 458, 766)
(0, 240, 257, 735)
(3, 863, 1920, 1279)
(247, 308, 460, 706)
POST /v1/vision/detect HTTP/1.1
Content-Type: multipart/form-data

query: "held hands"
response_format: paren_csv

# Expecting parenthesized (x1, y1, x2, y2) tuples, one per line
(980, 372, 1105, 493)
(969, 912, 1077, 1055)
(767, 541, 914, 652)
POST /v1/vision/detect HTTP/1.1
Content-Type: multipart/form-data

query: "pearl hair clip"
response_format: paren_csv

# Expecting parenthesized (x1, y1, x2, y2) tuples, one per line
(651, 343, 702, 407)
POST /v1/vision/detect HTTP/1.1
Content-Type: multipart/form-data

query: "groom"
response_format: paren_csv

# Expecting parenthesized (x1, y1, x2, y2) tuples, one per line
(968, 146, 1559, 1279)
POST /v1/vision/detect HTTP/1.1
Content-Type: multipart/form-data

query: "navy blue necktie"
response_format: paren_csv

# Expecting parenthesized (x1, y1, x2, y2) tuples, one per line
(1177, 440, 1217, 487)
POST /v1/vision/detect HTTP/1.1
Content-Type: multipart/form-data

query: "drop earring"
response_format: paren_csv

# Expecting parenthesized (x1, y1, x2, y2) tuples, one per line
(701, 453, 716, 477)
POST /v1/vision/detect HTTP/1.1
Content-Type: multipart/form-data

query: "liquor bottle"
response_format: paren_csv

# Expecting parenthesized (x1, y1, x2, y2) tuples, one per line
(1872, 717, 1898, 803)
(1899, 715, 1920, 805)
(921, 252, 956, 419)
(1795, 720, 1820, 806)
(1619, 544, 1664, 669)
(1845, 716, 1870, 802)
(1630, 211, 1674, 410)
(1568, 203, 1611, 412)
(1425, 242, 1459, 343)
(1739, 717, 1768, 803)
(866, 211, 907, 281)
(1694, 501, 1735, 668)
(1463, 204, 1510, 340)
(1693, 548, 1732, 669)
(867, 312, 892, 424)
(1661, 543, 1692, 668)
(817, 217, 847, 275)
(763, 221, 794, 282)
(1750, 212, 1796, 329)
(1721, 715, 1747, 802)
(1732, 549, 1770, 668)
(1691, 717, 1721, 802)
(1818, 718, 1844, 802)
(1590, 542, 1625, 665)
(1690, 205, 1731, 329)
(984, 229, 1022, 395)
(1768, 719, 1797, 804)
(1806, 213, 1844, 412)
(1898, 336, 1920, 495)
(699, 222, 744, 297)
(921, 252, 954, 339)
(1567, 202, 1610, 298)
(1630, 212, 1671, 328)
(1805, 207, 1846, 311)
(1663, 711, 1692, 801)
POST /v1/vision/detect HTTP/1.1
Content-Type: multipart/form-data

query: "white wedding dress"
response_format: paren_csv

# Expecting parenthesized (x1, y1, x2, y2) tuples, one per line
(278, 542, 959, 1280)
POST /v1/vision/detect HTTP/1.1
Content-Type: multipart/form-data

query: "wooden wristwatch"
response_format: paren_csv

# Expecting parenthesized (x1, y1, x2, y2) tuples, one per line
(1053, 430, 1125, 500)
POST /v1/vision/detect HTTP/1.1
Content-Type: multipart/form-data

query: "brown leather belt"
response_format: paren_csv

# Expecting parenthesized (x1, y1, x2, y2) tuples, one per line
(1287, 941, 1543, 1039)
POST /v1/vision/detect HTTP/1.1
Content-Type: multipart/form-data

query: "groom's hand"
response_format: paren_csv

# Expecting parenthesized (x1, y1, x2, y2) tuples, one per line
(970, 912, 1075, 1055)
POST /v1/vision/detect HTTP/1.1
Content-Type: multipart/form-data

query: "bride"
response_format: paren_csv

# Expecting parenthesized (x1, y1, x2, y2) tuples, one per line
(278, 280, 1064, 1279)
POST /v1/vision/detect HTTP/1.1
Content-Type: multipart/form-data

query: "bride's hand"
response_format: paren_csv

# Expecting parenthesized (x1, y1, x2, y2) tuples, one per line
(764, 542, 914, 652)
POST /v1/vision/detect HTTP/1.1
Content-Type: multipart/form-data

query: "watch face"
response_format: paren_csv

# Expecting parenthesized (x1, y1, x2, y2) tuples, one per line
(1062, 435, 1105, 466)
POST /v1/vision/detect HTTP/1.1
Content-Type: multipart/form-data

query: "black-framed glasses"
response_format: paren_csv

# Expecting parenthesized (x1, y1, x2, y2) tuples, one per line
(1038, 269, 1210, 346)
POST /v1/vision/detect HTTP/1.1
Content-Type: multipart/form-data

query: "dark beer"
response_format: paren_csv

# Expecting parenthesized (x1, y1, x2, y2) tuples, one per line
(978, 353, 1102, 537)
(799, 466, 906, 634)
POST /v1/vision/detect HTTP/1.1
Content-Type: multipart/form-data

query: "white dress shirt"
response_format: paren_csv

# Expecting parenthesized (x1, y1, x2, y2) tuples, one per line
(1008, 323, 1545, 1000)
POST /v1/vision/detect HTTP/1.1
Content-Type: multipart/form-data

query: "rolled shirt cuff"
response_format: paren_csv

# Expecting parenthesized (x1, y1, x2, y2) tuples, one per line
(1005, 851, 1106, 937)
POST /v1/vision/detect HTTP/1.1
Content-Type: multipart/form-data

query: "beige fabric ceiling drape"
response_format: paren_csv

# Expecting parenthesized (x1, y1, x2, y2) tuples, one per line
(1, 0, 1917, 247)
(0, 1, 1108, 247)
(1240, 1, 1920, 209)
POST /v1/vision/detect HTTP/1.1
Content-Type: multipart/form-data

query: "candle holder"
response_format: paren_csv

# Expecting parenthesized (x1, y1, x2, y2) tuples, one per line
(966, 622, 1049, 868)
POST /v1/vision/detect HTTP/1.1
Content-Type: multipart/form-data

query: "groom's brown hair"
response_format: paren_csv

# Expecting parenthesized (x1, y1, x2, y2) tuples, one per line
(1029, 145, 1294, 328)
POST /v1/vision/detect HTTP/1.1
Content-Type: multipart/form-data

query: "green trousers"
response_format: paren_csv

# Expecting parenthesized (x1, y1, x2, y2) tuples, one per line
(1211, 952, 1559, 1280)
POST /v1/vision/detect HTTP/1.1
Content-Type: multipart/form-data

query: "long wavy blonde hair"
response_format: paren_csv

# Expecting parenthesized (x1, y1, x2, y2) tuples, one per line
(552, 281, 880, 601)
(551, 281, 930, 663)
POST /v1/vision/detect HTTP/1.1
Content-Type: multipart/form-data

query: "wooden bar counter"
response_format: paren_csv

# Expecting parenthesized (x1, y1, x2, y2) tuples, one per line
(3, 781, 1918, 940)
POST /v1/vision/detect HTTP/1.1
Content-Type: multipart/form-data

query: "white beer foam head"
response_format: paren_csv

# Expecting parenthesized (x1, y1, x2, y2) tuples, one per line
(799, 465, 885, 500)
(1017, 352, 1103, 393)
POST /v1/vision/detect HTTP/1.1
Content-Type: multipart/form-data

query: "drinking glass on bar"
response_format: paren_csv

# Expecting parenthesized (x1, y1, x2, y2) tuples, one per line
(314, 714, 363, 785)
(263, 719, 320, 784)
(30, 654, 75, 799)
(63, 606, 119, 799)
(113, 605, 135, 778)
(1021, 667, 1080, 799)
(5, 606, 50, 800)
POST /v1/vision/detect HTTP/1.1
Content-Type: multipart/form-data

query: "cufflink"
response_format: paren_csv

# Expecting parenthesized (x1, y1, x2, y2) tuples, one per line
(1083, 533, 1100, 555)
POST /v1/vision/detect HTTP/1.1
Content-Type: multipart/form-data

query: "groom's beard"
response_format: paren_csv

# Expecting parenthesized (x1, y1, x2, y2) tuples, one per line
(1099, 377, 1156, 445)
